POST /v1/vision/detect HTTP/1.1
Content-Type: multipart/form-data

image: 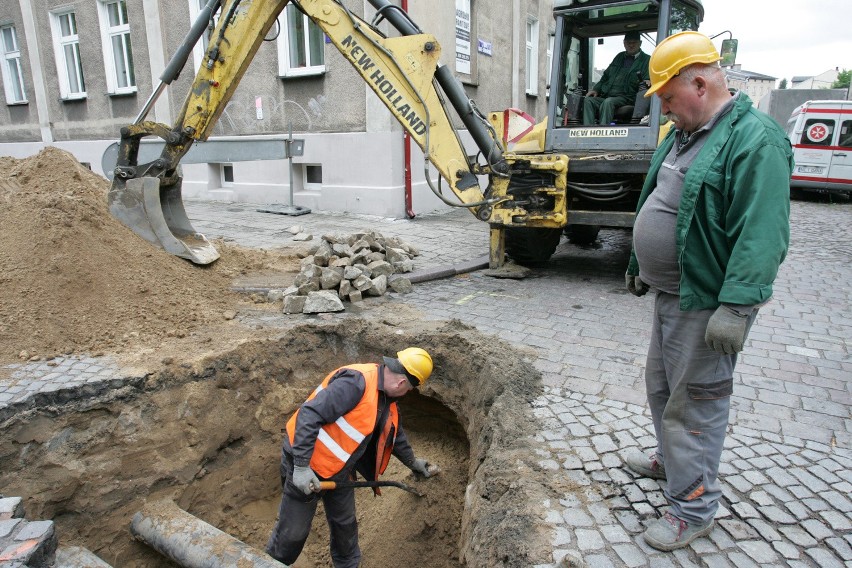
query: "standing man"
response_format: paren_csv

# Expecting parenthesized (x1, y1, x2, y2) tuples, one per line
(624, 31, 792, 551)
(266, 347, 438, 567)
(583, 31, 651, 125)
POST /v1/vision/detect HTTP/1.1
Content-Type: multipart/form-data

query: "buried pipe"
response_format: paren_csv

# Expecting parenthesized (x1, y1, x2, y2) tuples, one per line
(130, 499, 285, 568)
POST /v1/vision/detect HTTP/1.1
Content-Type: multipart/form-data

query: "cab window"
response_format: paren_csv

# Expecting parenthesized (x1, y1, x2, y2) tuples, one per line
(802, 118, 835, 146)
(670, 0, 702, 34)
(838, 120, 852, 148)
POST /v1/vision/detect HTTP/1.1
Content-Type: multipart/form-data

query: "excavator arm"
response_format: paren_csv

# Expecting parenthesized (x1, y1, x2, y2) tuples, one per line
(108, 0, 507, 264)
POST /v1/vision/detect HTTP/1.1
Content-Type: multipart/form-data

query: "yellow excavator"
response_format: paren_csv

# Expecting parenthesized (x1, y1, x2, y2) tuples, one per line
(108, 0, 707, 267)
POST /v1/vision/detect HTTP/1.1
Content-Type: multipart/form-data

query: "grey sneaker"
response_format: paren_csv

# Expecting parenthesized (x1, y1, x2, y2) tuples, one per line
(643, 512, 714, 551)
(625, 450, 667, 480)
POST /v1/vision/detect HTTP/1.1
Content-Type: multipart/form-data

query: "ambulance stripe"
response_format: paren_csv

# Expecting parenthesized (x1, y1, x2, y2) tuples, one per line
(794, 144, 851, 152)
(791, 175, 852, 184)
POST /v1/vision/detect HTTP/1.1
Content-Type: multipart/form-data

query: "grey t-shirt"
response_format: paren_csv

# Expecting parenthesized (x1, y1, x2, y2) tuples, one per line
(633, 93, 738, 294)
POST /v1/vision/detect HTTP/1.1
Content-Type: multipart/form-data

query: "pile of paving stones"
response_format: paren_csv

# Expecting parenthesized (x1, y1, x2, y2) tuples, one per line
(279, 229, 418, 314)
(0, 496, 114, 567)
(1, 496, 56, 567)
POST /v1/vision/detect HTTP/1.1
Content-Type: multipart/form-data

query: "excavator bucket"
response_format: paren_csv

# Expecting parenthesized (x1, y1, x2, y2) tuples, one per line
(108, 176, 220, 265)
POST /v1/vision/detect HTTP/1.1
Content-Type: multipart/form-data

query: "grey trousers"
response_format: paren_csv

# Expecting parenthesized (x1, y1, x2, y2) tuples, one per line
(266, 451, 361, 568)
(645, 292, 757, 524)
(631, 87, 651, 119)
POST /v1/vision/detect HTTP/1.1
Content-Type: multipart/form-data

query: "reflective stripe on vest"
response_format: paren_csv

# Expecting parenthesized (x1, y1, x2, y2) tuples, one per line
(286, 363, 398, 479)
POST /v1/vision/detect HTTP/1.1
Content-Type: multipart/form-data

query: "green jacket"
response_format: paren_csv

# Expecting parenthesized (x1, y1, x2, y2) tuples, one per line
(627, 93, 793, 311)
(594, 51, 650, 97)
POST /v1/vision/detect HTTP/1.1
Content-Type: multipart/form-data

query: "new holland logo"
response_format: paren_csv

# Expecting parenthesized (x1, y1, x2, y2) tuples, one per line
(568, 128, 629, 138)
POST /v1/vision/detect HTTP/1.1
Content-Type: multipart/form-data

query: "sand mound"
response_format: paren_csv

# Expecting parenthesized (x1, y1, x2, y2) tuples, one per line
(0, 147, 288, 363)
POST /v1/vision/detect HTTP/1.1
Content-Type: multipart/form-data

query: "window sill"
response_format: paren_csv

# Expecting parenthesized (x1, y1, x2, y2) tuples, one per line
(107, 89, 138, 98)
(525, 91, 539, 98)
(6, 100, 28, 106)
(60, 94, 87, 102)
(279, 68, 326, 79)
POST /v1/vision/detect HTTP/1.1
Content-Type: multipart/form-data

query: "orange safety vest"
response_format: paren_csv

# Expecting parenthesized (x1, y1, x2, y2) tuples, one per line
(286, 364, 399, 480)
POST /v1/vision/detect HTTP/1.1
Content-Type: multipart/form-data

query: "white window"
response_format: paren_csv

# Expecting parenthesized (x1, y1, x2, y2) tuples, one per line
(1, 24, 26, 104)
(49, 10, 86, 99)
(304, 164, 322, 190)
(276, 4, 325, 77)
(525, 18, 539, 95)
(97, 0, 136, 94)
(188, 0, 219, 72)
(546, 33, 554, 90)
(220, 164, 234, 187)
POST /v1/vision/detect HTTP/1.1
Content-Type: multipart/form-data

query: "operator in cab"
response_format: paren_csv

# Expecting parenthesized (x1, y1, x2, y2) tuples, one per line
(583, 31, 651, 125)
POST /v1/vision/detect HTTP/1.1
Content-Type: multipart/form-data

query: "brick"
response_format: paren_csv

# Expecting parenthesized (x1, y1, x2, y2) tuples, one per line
(14, 520, 53, 541)
(0, 519, 22, 538)
(0, 498, 23, 520)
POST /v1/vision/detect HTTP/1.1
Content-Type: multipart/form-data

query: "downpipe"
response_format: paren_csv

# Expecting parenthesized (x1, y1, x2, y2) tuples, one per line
(402, 0, 415, 219)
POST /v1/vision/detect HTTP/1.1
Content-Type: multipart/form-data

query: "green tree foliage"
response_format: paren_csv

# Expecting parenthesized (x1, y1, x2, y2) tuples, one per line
(779, 78, 787, 89)
(832, 69, 851, 89)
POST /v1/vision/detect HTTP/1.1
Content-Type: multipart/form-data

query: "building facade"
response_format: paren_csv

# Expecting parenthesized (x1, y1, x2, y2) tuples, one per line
(0, 0, 555, 217)
(791, 68, 840, 90)
(723, 64, 775, 104)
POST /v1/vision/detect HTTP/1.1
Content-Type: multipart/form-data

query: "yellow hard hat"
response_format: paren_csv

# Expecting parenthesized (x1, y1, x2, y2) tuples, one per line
(396, 347, 433, 385)
(645, 31, 721, 97)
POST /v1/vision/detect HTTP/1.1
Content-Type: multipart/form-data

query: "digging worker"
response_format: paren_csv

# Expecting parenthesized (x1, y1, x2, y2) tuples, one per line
(624, 31, 792, 551)
(583, 31, 651, 125)
(266, 347, 438, 567)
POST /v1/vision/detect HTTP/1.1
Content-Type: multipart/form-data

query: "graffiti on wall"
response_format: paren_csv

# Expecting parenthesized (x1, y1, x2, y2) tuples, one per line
(214, 94, 327, 135)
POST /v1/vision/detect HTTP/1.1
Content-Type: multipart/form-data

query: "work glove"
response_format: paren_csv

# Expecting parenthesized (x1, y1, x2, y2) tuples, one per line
(705, 305, 750, 355)
(292, 465, 320, 495)
(409, 458, 435, 478)
(626, 273, 649, 297)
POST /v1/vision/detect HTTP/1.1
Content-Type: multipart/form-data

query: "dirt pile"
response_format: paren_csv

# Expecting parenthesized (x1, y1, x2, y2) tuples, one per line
(0, 148, 294, 364)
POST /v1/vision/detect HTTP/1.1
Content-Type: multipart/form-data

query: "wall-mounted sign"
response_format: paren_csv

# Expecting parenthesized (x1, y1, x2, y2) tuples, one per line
(455, 0, 471, 74)
(477, 39, 492, 56)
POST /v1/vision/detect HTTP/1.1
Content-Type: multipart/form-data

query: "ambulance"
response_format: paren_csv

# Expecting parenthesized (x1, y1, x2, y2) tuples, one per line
(786, 100, 852, 195)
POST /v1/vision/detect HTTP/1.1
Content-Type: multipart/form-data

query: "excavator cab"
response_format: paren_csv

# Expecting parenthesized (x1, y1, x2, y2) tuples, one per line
(497, 0, 704, 259)
(547, 0, 704, 153)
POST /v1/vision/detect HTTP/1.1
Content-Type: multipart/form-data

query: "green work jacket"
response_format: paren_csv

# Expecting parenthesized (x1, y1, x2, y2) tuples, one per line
(594, 51, 650, 97)
(627, 93, 793, 311)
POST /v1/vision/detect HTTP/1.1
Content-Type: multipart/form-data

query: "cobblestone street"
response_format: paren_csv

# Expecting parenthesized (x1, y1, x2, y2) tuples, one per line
(2, 196, 850, 567)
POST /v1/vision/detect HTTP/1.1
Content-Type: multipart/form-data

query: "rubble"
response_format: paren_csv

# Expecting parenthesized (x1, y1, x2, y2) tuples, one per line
(281, 230, 418, 314)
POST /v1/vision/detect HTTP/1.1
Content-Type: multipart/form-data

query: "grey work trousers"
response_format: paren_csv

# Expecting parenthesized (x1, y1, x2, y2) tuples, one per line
(645, 292, 757, 524)
(266, 451, 360, 568)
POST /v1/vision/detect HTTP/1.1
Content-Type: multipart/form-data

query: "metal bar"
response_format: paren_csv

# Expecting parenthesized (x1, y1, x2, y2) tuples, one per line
(318, 480, 424, 497)
(134, 0, 221, 124)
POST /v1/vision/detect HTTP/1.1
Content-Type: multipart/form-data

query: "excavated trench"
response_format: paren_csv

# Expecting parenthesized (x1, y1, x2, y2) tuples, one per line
(0, 319, 553, 567)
